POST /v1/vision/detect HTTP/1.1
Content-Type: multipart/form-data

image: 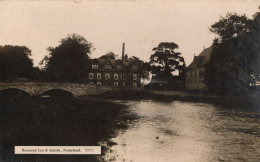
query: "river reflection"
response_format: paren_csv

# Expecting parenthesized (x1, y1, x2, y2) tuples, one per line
(105, 100, 260, 162)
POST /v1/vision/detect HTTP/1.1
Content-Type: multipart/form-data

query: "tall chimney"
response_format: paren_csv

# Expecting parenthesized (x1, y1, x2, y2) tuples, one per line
(122, 42, 125, 61)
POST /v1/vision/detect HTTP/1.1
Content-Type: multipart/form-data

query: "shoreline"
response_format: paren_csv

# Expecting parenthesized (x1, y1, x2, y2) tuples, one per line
(90, 90, 260, 111)
(0, 96, 129, 162)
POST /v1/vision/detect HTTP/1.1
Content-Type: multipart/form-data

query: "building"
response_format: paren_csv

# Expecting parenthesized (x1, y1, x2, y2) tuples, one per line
(146, 77, 169, 90)
(186, 46, 213, 90)
(146, 75, 185, 91)
(86, 43, 142, 88)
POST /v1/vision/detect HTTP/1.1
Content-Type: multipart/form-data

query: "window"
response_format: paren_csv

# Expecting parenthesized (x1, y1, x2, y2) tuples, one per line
(97, 82, 101, 85)
(133, 83, 137, 87)
(104, 65, 111, 69)
(114, 82, 118, 87)
(131, 66, 138, 71)
(105, 73, 110, 80)
(133, 74, 137, 80)
(89, 73, 94, 79)
(89, 82, 94, 85)
(97, 73, 101, 79)
(114, 73, 118, 80)
(104, 62, 112, 70)
(92, 64, 99, 70)
(117, 65, 122, 70)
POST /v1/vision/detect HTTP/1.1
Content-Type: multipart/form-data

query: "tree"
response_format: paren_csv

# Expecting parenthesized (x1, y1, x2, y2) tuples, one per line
(206, 10, 260, 95)
(250, 7, 260, 86)
(99, 51, 118, 59)
(0, 45, 34, 81)
(149, 42, 185, 78)
(40, 34, 93, 82)
(210, 12, 253, 43)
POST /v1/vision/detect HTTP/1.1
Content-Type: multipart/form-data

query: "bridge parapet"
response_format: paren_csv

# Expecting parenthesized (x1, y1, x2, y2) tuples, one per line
(0, 82, 112, 96)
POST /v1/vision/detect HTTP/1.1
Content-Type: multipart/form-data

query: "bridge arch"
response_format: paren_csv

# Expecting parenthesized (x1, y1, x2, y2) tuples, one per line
(0, 88, 31, 97)
(41, 88, 74, 97)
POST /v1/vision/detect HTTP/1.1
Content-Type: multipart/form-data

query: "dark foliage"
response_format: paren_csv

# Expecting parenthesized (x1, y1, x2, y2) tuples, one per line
(0, 45, 34, 81)
(210, 12, 254, 43)
(99, 51, 117, 59)
(206, 10, 260, 95)
(0, 96, 127, 162)
(40, 34, 93, 82)
(149, 42, 185, 78)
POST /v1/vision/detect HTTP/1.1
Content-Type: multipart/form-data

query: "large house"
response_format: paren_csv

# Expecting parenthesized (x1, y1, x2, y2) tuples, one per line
(86, 43, 142, 88)
(186, 46, 213, 90)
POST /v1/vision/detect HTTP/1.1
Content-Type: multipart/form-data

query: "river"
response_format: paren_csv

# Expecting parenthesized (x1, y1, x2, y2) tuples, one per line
(105, 100, 260, 162)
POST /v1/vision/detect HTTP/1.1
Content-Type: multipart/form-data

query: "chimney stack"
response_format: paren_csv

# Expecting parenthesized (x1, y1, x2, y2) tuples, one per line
(122, 42, 125, 61)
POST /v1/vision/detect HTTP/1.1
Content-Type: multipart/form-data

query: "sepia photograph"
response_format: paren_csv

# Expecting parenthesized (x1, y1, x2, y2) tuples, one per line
(0, 0, 260, 161)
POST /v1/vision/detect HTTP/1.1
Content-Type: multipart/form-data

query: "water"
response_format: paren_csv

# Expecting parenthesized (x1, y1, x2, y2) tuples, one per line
(105, 100, 260, 162)
(0, 96, 125, 162)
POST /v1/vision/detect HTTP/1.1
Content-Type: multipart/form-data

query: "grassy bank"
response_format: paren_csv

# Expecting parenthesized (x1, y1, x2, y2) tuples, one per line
(94, 90, 260, 111)
(0, 96, 128, 162)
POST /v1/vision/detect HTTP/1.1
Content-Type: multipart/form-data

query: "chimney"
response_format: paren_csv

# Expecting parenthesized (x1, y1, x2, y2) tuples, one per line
(122, 42, 125, 61)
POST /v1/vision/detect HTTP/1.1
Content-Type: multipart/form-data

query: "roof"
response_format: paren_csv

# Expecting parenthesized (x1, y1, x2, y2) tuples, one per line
(88, 58, 141, 67)
(187, 46, 213, 70)
(150, 77, 169, 84)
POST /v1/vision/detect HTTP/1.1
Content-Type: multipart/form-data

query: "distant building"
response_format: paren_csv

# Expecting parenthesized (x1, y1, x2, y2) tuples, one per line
(145, 74, 185, 91)
(147, 77, 170, 90)
(86, 43, 142, 88)
(186, 46, 213, 90)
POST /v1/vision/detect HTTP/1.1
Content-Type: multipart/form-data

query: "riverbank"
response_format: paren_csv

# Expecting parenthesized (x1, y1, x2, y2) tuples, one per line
(0, 96, 129, 162)
(93, 90, 260, 111)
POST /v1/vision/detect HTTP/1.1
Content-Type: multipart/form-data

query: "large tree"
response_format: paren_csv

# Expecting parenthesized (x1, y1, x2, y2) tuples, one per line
(149, 42, 185, 78)
(40, 34, 93, 82)
(206, 10, 260, 95)
(99, 51, 118, 59)
(0, 45, 34, 81)
(250, 8, 260, 86)
(210, 12, 253, 43)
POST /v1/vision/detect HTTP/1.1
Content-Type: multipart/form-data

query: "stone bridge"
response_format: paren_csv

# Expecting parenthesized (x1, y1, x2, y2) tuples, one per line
(0, 82, 113, 97)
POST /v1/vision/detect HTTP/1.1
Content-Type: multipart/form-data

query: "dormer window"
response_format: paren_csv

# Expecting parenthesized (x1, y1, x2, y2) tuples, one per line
(131, 65, 138, 71)
(104, 62, 112, 70)
(92, 64, 99, 70)
(117, 65, 122, 70)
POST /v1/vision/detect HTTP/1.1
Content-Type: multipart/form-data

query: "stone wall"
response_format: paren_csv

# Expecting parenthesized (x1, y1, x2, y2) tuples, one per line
(0, 82, 113, 97)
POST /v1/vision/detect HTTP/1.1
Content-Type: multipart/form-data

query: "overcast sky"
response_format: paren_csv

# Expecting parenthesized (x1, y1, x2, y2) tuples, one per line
(0, 0, 259, 67)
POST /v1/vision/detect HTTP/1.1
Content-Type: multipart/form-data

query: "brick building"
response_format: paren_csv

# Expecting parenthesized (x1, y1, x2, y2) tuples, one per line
(86, 43, 142, 88)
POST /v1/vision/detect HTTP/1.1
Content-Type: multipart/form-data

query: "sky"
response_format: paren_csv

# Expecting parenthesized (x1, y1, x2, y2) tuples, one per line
(0, 0, 259, 67)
